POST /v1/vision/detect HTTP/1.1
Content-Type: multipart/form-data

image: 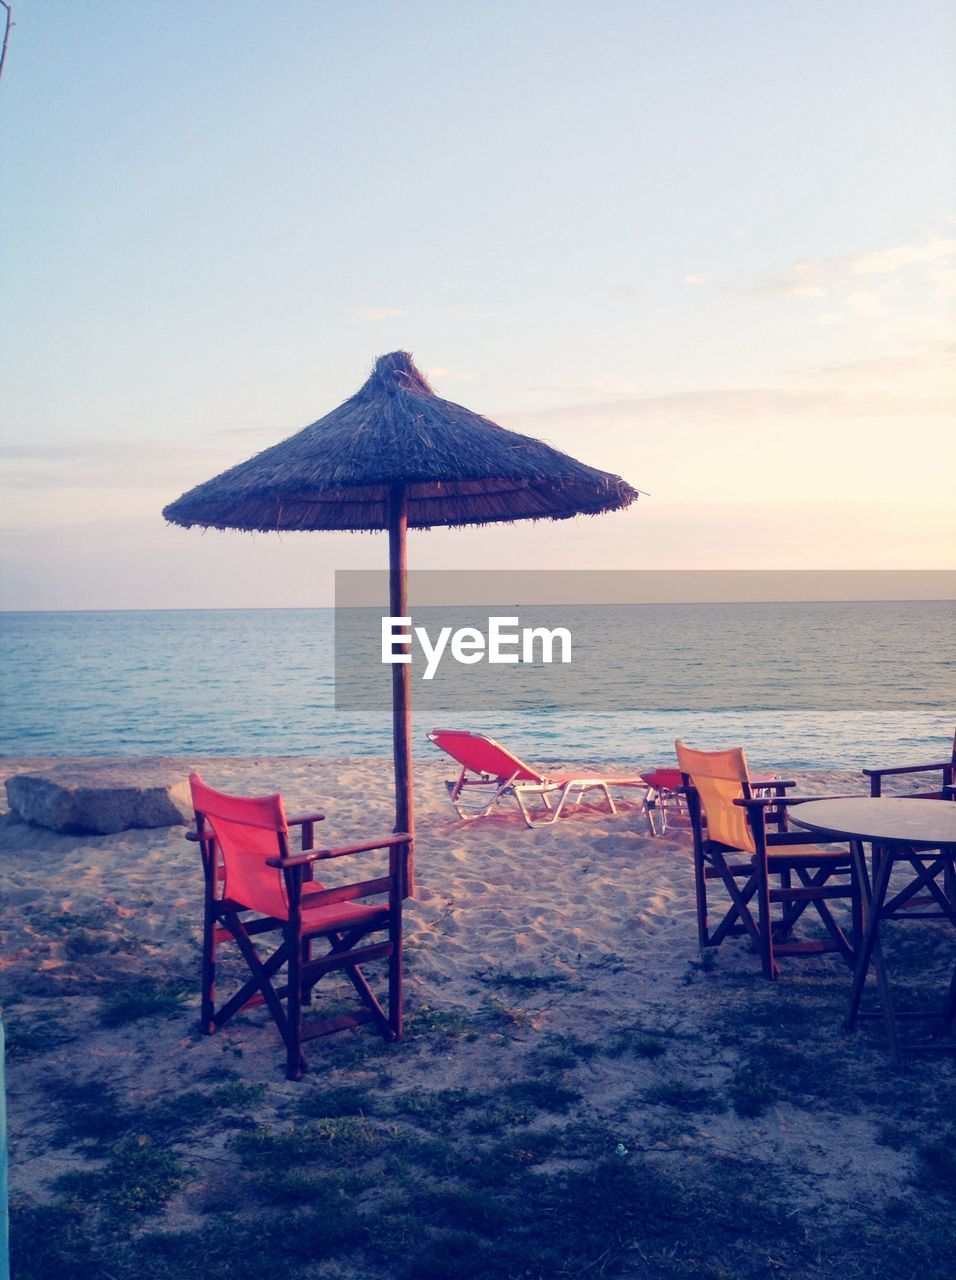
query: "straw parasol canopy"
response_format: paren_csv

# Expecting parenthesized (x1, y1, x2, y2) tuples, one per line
(163, 351, 638, 533)
(164, 351, 639, 885)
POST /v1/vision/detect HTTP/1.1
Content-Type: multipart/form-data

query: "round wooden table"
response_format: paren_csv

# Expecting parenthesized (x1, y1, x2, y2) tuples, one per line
(790, 797, 956, 1060)
(790, 797, 956, 850)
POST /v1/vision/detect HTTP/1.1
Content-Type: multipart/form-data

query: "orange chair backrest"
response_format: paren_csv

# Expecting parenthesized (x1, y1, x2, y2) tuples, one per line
(428, 730, 544, 782)
(674, 741, 755, 854)
(189, 772, 290, 918)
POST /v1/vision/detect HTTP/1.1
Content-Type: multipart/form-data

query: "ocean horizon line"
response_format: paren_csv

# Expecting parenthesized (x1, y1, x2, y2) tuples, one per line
(2, 595, 955, 615)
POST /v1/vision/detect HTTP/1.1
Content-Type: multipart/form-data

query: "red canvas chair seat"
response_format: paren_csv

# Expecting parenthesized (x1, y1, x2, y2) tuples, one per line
(224, 876, 386, 932)
(675, 741, 862, 979)
(190, 772, 410, 1080)
(300, 898, 390, 931)
(427, 729, 646, 827)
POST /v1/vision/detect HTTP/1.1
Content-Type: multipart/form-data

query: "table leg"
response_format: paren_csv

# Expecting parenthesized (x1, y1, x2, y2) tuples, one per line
(845, 838, 873, 1031)
(846, 841, 900, 1062)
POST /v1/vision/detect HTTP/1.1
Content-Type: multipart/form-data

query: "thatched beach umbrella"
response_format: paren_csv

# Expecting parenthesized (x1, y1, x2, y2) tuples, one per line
(163, 351, 638, 885)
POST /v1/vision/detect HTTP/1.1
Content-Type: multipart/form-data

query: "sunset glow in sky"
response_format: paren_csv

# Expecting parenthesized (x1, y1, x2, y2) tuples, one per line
(2, 1, 954, 608)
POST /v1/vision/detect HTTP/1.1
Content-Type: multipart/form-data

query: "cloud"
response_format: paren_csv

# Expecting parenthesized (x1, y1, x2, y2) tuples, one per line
(593, 283, 642, 298)
(754, 234, 956, 302)
(528, 377, 643, 399)
(844, 238, 956, 276)
(508, 341, 956, 428)
(795, 343, 955, 391)
(426, 366, 474, 383)
(0, 437, 239, 494)
(684, 274, 711, 286)
(346, 306, 403, 320)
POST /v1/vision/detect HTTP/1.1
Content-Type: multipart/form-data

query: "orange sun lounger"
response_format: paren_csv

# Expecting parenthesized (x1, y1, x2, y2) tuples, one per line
(427, 729, 647, 827)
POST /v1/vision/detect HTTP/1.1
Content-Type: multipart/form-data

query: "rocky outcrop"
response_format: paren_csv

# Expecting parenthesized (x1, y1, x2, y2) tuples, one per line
(4, 760, 193, 834)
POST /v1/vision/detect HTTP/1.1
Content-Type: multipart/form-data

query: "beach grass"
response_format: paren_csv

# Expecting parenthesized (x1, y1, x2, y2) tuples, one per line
(8, 961, 956, 1280)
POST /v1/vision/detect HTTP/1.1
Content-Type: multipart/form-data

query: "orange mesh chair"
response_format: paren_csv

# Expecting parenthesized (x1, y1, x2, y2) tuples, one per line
(189, 772, 409, 1080)
(863, 727, 956, 799)
(427, 729, 646, 827)
(675, 741, 861, 979)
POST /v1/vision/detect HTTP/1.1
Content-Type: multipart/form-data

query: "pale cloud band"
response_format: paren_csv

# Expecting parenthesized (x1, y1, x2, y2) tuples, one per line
(754, 233, 956, 300)
(346, 306, 404, 320)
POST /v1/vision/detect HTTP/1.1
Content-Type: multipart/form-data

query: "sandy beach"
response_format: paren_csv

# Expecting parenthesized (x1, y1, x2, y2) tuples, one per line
(1, 755, 953, 1279)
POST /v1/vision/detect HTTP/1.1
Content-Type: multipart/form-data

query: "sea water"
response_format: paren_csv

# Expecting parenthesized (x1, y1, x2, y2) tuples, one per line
(0, 602, 952, 770)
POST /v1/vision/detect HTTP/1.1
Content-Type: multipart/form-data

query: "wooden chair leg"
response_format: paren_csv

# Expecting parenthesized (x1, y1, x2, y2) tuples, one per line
(755, 858, 777, 980)
(301, 937, 314, 1006)
(200, 904, 217, 1035)
(389, 896, 403, 1039)
(693, 852, 710, 949)
(775, 867, 794, 937)
(286, 923, 304, 1081)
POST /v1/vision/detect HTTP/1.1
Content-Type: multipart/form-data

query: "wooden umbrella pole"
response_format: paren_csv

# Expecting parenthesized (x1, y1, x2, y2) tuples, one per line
(388, 484, 415, 895)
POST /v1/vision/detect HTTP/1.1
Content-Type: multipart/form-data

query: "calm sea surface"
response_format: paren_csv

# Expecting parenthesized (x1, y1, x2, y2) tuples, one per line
(0, 603, 952, 770)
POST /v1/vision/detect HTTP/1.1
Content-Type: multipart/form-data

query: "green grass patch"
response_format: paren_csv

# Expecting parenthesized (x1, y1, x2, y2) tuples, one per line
(405, 1003, 479, 1043)
(0, 1011, 73, 1057)
(915, 1133, 956, 1200)
(233, 1116, 381, 1169)
(53, 1137, 184, 1218)
(525, 1031, 599, 1071)
(497, 1076, 582, 1116)
(643, 1081, 720, 1113)
(296, 1081, 380, 1120)
(604, 1017, 673, 1059)
(479, 966, 571, 991)
(99, 976, 191, 1027)
(49, 1077, 133, 1151)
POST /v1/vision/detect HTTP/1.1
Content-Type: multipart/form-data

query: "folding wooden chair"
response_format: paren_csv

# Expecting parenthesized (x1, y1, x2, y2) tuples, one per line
(863, 727, 956, 799)
(189, 772, 409, 1080)
(675, 741, 862, 979)
(862, 726, 956, 911)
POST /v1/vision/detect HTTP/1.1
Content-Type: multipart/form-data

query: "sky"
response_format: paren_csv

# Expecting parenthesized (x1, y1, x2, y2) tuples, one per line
(1, 0, 954, 609)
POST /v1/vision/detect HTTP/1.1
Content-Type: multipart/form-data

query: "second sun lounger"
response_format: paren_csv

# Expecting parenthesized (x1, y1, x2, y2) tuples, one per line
(427, 729, 646, 827)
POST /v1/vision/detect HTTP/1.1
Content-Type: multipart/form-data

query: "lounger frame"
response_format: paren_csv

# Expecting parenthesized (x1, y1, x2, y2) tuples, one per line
(430, 729, 645, 828)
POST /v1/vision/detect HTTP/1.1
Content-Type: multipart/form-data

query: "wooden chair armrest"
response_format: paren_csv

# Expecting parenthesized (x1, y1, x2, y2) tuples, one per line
(733, 793, 865, 810)
(267, 832, 412, 869)
(765, 830, 837, 847)
(287, 811, 325, 852)
(680, 773, 798, 793)
(734, 795, 784, 810)
(862, 761, 951, 779)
